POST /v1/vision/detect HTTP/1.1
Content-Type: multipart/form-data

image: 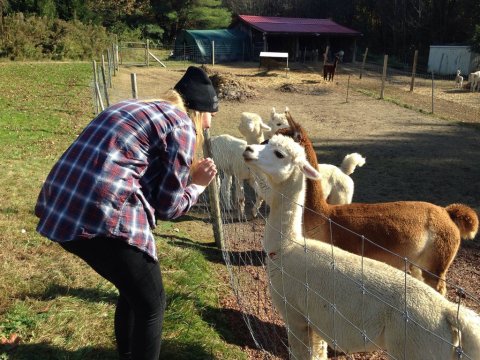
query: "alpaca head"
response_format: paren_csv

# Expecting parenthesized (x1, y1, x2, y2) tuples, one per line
(457, 69, 461, 76)
(267, 107, 290, 136)
(238, 112, 271, 141)
(273, 111, 319, 167)
(243, 134, 320, 186)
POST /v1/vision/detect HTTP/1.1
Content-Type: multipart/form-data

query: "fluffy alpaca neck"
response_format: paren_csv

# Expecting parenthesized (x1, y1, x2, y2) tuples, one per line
(303, 140, 330, 214)
(264, 170, 306, 254)
(256, 134, 265, 144)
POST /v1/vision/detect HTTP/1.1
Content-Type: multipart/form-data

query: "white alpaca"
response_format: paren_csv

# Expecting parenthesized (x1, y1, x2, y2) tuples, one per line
(455, 69, 464, 89)
(238, 112, 272, 145)
(318, 152, 366, 204)
(210, 134, 264, 219)
(265, 106, 290, 139)
(468, 71, 480, 92)
(243, 134, 480, 360)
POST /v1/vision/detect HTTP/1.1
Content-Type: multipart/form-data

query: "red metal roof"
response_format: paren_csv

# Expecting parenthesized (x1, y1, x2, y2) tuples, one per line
(238, 15, 361, 36)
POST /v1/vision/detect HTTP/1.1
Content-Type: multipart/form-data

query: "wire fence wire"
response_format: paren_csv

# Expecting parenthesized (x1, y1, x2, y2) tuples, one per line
(197, 168, 480, 359)
(335, 60, 480, 124)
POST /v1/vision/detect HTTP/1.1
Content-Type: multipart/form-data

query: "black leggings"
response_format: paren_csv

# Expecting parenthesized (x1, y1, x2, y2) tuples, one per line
(61, 237, 166, 360)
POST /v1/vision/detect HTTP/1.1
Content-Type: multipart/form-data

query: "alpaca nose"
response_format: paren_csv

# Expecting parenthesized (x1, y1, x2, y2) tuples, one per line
(245, 146, 254, 153)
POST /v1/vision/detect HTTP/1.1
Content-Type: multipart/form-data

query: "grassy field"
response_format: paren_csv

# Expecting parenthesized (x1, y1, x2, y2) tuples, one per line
(0, 62, 246, 360)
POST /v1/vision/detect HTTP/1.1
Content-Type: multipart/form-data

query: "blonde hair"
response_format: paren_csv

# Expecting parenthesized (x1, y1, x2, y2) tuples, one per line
(144, 89, 205, 170)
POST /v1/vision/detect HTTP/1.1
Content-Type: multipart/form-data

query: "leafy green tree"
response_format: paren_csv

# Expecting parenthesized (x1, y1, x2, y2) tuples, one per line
(152, 0, 231, 44)
(470, 25, 480, 53)
(38, 0, 57, 18)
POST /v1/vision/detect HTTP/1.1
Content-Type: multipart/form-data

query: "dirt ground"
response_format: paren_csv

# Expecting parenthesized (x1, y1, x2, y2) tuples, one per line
(109, 63, 480, 359)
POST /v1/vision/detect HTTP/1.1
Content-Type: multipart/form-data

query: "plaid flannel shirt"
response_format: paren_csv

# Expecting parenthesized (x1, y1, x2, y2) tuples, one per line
(35, 99, 202, 260)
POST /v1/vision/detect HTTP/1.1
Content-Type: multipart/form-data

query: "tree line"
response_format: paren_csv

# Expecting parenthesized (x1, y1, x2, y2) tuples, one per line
(1, 0, 479, 63)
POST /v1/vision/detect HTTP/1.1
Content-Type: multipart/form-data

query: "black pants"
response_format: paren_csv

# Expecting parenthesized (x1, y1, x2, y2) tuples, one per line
(61, 237, 166, 360)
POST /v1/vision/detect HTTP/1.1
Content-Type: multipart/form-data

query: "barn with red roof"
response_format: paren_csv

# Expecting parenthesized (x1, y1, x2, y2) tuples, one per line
(232, 15, 362, 62)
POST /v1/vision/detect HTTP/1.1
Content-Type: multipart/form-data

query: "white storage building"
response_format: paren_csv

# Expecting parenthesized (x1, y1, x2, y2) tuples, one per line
(427, 45, 480, 75)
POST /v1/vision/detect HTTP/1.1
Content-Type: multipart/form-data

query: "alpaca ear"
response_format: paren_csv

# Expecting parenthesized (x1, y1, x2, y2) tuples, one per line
(301, 160, 320, 180)
(261, 123, 272, 131)
(286, 112, 302, 143)
(271, 107, 276, 115)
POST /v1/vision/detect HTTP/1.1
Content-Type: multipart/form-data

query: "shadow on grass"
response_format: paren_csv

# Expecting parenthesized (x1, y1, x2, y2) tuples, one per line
(1, 341, 218, 360)
(202, 305, 288, 358)
(23, 284, 117, 304)
(0, 343, 117, 360)
(160, 339, 224, 360)
(166, 236, 265, 267)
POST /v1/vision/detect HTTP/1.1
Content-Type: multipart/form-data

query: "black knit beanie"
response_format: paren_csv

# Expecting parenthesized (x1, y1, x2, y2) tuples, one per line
(174, 66, 219, 112)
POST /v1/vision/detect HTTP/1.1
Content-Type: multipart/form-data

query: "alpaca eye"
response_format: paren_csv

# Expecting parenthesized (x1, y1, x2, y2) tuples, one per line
(277, 123, 282, 126)
(274, 150, 285, 159)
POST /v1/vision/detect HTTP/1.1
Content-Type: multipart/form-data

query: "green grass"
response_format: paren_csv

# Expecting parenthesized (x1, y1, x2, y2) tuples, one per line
(0, 62, 246, 360)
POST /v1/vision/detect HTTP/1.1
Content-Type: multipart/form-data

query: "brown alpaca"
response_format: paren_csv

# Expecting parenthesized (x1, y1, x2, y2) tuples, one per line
(276, 112, 479, 295)
(323, 56, 339, 81)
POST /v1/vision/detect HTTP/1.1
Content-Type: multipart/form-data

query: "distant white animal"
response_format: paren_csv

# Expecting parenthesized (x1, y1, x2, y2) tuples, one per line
(243, 133, 480, 360)
(468, 71, 480, 92)
(455, 69, 464, 89)
(238, 112, 271, 144)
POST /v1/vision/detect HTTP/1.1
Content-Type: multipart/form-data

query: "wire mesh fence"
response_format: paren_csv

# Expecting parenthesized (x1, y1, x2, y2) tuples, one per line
(206, 163, 480, 360)
(90, 59, 480, 359)
(338, 52, 480, 124)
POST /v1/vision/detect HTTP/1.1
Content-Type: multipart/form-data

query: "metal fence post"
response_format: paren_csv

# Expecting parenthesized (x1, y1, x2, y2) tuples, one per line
(212, 40, 215, 66)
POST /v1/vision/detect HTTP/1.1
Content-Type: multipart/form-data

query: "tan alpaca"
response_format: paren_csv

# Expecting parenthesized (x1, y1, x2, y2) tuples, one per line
(275, 112, 479, 295)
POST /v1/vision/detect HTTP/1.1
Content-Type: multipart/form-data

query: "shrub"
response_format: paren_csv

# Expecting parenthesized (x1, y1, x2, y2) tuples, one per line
(0, 13, 111, 60)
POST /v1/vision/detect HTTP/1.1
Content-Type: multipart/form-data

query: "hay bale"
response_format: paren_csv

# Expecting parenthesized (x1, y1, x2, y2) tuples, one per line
(278, 83, 299, 92)
(209, 72, 257, 102)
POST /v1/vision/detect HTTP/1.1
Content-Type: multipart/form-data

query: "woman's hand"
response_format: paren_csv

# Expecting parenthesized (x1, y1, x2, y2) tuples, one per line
(191, 158, 217, 187)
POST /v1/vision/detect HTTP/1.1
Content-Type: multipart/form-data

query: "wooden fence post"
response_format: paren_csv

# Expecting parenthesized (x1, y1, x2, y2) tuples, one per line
(202, 129, 224, 249)
(92, 60, 100, 114)
(95, 82, 105, 112)
(106, 49, 112, 88)
(146, 39, 150, 67)
(410, 50, 418, 92)
(115, 43, 120, 71)
(114, 34, 119, 71)
(359, 47, 368, 79)
(431, 71, 435, 114)
(131, 73, 138, 99)
(380, 54, 388, 99)
(346, 75, 351, 103)
(112, 43, 117, 77)
(101, 55, 110, 107)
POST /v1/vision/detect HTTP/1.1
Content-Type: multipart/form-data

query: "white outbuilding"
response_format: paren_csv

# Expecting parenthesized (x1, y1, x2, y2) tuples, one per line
(427, 45, 480, 75)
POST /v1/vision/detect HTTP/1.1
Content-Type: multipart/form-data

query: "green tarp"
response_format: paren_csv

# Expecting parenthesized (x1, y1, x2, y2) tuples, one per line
(173, 29, 249, 63)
